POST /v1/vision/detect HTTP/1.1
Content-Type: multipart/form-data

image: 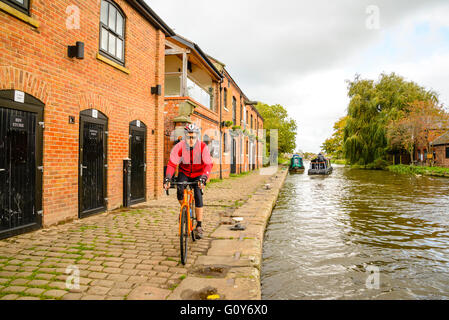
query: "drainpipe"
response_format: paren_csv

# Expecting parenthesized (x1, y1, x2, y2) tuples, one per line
(219, 78, 223, 180)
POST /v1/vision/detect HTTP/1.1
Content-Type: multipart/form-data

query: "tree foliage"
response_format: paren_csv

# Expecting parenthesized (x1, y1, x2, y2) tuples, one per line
(256, 102, 298, 154)
(386, 100, 449, 162)
(322, 116, 348, 159)
(343, 73, 438, 165)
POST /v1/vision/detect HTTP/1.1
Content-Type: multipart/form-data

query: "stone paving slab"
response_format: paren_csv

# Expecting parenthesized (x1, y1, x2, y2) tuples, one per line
(0, 169, 277, 300)
(168, 277, 260, 300)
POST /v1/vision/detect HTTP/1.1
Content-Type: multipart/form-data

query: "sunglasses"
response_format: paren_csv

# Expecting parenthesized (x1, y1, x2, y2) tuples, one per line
(187, 135, 198, 140)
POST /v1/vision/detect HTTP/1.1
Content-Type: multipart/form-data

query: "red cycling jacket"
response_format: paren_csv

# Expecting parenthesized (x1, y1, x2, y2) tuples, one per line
(165, 140, 213, 180)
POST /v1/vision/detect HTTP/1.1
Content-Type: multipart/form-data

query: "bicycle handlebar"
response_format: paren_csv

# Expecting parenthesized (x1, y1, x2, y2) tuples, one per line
(165, 181, 204, 196)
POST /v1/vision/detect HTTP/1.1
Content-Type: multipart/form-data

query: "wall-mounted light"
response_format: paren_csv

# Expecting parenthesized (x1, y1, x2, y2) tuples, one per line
(68, 42, 84, 59)
(151, 85, 162, 96)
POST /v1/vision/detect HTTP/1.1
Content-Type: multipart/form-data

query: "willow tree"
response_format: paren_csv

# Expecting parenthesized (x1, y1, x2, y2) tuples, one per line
(343, 73, 438, 166)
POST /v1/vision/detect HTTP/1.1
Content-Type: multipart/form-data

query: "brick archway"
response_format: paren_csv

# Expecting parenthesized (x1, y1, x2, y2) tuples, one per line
(0, 66, 51, 105)
(78, 92, 113, 119)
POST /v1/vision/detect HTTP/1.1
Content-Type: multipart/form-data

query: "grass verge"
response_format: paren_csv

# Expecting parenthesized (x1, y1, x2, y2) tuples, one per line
(387, 165, 449, 177)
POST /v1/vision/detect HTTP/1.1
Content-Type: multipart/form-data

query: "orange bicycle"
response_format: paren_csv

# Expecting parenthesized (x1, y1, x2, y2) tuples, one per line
(166, 181, 202, 265)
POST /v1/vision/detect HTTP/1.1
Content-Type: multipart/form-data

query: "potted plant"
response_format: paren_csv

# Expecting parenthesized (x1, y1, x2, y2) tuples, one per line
(230, 125, 242, 137)
(222, 121, 233, 128)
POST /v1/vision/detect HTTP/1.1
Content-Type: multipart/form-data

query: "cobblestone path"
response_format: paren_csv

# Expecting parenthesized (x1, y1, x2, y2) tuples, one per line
(0, 171, 271, 300)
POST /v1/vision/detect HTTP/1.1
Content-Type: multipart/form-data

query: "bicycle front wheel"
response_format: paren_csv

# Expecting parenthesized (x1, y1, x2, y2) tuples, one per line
(191, 201, 196, 242)
(180, 207, 189, 265)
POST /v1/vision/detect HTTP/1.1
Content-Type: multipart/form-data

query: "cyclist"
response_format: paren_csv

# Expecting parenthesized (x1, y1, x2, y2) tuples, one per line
(163, 124, 213, 239)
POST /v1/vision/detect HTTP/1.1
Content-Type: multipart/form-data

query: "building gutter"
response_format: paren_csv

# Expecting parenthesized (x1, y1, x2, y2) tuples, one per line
(126, 0, 175, 36)
(219, 77, 223, 180)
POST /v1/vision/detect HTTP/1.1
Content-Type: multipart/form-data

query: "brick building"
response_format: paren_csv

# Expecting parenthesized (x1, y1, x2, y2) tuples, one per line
(163, 35, 223, 179)
(162, 41, 264, 181)
(208, 57, 264, 178)
(431, 132, 449, 167)
(0, 0, 174, 238)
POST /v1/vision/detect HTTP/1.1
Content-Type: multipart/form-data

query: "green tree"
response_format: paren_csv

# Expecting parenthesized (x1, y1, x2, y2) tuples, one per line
(256, 102, 298, 155)
(387, 100, 449, 163)
(343, 73, 438, 166)
(322, 116, 348, 159)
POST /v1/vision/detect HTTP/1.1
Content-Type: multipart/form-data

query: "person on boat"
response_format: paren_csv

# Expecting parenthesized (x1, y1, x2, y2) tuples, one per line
(317, 153, 326, 162)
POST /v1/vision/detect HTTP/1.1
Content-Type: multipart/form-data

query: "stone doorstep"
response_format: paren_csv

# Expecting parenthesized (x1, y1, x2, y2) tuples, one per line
(167, 276, 260, 300)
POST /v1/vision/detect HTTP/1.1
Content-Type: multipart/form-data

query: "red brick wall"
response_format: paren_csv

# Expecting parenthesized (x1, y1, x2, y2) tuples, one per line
(434, 145, 449, 167)
(221, 76, 245, 174)
(0, 0, 166, 226)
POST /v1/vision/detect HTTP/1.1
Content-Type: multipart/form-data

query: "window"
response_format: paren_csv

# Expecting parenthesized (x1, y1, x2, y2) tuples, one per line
(1, 0, 29, 14)
(224, 133, 230, 153)
(100, 0, 125, 64)
(232, 97, 237, 124)
(223, 88, 228, 110)
(251, 115, 253, 129)
(187, 77, 212, 110)
(446, 147, 449, 159)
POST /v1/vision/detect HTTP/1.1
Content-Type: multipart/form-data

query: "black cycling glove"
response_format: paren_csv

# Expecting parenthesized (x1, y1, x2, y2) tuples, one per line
(199, 175, 208, 186)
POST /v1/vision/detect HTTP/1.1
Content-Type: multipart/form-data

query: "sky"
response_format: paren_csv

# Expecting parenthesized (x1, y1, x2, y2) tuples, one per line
(147, 0, 449, 153)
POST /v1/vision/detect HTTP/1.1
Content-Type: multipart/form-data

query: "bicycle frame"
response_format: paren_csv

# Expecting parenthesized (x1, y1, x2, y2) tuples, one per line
(179, 187, 195, 236)
(166, 181, 201, 236)
(165, 180, 204, 264)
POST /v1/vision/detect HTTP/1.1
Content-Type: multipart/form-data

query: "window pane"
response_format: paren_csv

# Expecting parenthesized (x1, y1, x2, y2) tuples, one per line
(101, 27, 108, 51)
(116, 13, 124, 36)
(100, 0, 108, 24)
(108, 33, 116, 56)
(116, 39, 123, 60)
(108, 5, 117, 32)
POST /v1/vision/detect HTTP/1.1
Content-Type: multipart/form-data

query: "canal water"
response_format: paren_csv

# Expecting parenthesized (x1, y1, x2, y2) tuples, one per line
(261, 164, 449, 299)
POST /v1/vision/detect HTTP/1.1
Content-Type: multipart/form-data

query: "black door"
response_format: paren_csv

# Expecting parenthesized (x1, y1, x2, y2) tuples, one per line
(0, 106, 41, 238)
(231, 137, 237, 174)
(129, 121, 146, 204)
(79, 110, 107, 218)
(252, 144, 256, 171)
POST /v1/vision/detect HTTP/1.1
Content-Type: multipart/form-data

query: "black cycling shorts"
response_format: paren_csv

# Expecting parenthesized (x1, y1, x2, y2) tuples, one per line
(176, 172, 204, 208)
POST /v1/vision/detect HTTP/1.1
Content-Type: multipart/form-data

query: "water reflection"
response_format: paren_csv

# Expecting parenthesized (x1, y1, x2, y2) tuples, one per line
(261, 165, 449, 300)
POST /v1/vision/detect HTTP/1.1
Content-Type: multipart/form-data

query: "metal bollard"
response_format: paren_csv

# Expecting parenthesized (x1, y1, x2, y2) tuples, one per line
(123, 158, 132, 208)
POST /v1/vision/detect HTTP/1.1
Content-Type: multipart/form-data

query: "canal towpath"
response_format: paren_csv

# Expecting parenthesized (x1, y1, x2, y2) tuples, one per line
(0, 167, 287, 300)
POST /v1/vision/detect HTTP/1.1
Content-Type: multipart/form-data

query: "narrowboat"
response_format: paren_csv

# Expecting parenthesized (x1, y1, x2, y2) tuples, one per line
(289, 154, 305, 173)
(308, 154, 333, 175)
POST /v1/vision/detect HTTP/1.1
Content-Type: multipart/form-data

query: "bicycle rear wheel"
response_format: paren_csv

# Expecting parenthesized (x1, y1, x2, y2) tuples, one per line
(180, 207, 189, 265)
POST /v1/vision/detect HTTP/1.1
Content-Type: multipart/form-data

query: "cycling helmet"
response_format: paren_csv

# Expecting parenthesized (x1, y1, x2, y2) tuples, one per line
(184, 123, 200, 134)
